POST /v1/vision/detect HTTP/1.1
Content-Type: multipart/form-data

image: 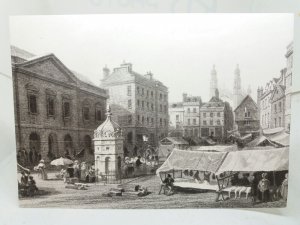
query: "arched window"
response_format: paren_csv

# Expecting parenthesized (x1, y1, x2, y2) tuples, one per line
(64, 134, 73, 157)
(48, 133, 58, 159)
(29, 132, 41, 164)
(83, 135, 93, 154)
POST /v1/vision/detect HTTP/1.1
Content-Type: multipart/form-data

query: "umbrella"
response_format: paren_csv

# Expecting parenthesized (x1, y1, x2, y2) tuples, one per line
(50, 157, 73, 166)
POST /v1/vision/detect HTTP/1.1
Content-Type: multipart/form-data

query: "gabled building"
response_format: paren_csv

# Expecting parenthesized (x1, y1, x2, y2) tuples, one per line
(11, 46, 108, 165)
(200, 89, 233, 141)
(101, 62, 168, 157)
(270, 84, 286, 128)
(234, 95, 260, 137)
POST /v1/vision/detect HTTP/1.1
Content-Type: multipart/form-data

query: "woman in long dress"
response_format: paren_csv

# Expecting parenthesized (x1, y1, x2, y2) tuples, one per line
(37, 159, 48, 180)
(280, 173, 288, 201)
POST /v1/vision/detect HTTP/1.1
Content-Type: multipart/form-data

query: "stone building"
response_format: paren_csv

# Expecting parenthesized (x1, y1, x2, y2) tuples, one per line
(100, 62, 168, 157)
(234, 95, 260, 137)
(200, 89, 233, 140)
(182, 93, 202, 137)
(168, 93, 202, 138)
(12, 46, 108, 165)
(270, 84, 286, 128)
(168, 102, 184, 137)
(284, 42, 293, 131)
(257, 78, 278, 129)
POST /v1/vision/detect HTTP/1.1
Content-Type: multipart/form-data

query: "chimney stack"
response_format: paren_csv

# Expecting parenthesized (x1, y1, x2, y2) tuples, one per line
(182, 93, 187, 102)
(145, 71, 153, 80)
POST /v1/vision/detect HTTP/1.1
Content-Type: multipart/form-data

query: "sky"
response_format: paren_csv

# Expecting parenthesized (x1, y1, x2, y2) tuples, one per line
(9, 14, 293, 103)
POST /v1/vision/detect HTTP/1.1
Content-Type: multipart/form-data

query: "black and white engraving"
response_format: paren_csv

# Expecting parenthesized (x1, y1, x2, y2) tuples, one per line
(10, 14, 292, 208)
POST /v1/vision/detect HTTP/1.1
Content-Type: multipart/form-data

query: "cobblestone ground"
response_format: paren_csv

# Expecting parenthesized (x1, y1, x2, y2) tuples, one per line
(19, 172, 286, 209)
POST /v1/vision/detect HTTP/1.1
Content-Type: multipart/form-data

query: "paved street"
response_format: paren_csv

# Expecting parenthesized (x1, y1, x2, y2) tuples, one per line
(19, 172, 286, 209)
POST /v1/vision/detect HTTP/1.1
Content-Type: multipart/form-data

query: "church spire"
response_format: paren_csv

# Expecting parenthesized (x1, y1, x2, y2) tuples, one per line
(210, 64, 218, 99)
(233, 64, 242, 109)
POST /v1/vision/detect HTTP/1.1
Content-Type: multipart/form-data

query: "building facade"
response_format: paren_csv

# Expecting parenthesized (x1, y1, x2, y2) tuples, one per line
(257, 78, 277, 129)
(234, 95, 260, 136)
(12, 46, 108, 165)
(168, 102, 184, 136)
(270, 84, 286, 128)
(284, 42, 293, 131)
(200, 90, 233, 140)
(101, 62, 168, 157)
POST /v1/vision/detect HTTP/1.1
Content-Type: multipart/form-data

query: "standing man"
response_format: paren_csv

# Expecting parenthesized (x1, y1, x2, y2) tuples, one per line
(258, 173, 270, 202)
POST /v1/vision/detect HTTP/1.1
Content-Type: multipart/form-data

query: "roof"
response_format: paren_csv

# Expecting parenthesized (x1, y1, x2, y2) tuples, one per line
(94, 105, 122, 139)
(160, 137, 188, 145)
(216, 147, 289, 174)
(263, 127, 285, 136)
(268, 132, 290, 147)
(246, 135, 275, 147)
(11, 45, 35, 59)
(234, 95, 257, 112)
(201, 97, 225, 110)
(189, 145, 238, 152)
(156, 149, 228, 174)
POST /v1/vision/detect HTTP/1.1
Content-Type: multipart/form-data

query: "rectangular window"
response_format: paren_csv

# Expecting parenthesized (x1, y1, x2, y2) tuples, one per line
(127, 85, 131, 96)
(193, 108, 196, 113)
(193, 119, 196, 125)
(47, 97, 55, 116)
(29, 94, 37, 114)
(137, 86, 140, 95)
(151, 104, 154, 111)
(159, 93, 162, 100)
(164, 105, 167, 113)
(63, 102, 70, 118)
(217, 120, 220, 125)
(128, 99, 132, 109)
(83, 107, 90, 120)
(164, 119, 167, 127)
(151, 91, 153, 98)
(147, 102, 149, 110)
(142, 88, 144, 96)
(188, 119, 190, 125)
(203, 120, 207, 125)
(210, 113, 213, 117)
(187, 108, 190, 113)
(203, 112, 206, 118)
(142, 116, 145, 124)
(151, 118, 154, 125)
(217, 112, 220, 117)
(176, 115, 179, 121)
(147, 117, 149, 125)
(137, 115, 140, 123)
(142, 101, 144, 110)
(137, 100, 140, 107)
(160, 104, 162, 112)
(210, 120, 213, 125)
(160, 118, 162, 127)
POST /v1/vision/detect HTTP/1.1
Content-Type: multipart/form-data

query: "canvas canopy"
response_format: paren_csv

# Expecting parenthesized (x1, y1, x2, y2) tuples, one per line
(268, 132, 290, 147)
(188, 145, 238, 152)
(157, 147, 289, 176)
(216, 147, 289, 175)
(246, 135, 275, 147)
(156, 149, 228, 174)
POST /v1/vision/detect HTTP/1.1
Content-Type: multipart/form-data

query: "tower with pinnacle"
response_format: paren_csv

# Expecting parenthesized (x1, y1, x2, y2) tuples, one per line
(233, 64, 242, 109)
(210, 64, 218, 99)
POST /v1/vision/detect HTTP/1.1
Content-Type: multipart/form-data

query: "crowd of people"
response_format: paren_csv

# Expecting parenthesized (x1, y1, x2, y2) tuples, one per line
(59, 161, 96, 183)
(17, 147, 42, 167)
(230, 172, 288, 203)
(18, 171, 38, 197)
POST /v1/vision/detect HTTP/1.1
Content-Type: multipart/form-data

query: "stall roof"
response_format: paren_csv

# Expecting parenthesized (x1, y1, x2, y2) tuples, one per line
(188, 145, 238, 152)
(263, 127, 285, 136)
(246, 135, 275, 147)
(160, 137, 189, 145)
(268, 132, 290, 147)
(156, 149, 228, 174)
(216, 147, 289, 175)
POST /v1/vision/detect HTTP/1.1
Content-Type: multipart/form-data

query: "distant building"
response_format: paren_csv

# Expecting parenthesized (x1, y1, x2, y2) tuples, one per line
(257, 42, 293, 132)
(101, 62, 168, 157)
(11, 46, 108, 165)
(234, 95, 260, 137)
(284, 42, 293, 131)
(270, 84, 286, 128)
(257, 78, 277, 129)
(200, 89, 233, 140)
(168, 102, 184, 136)
(168, 93, 202, 138)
